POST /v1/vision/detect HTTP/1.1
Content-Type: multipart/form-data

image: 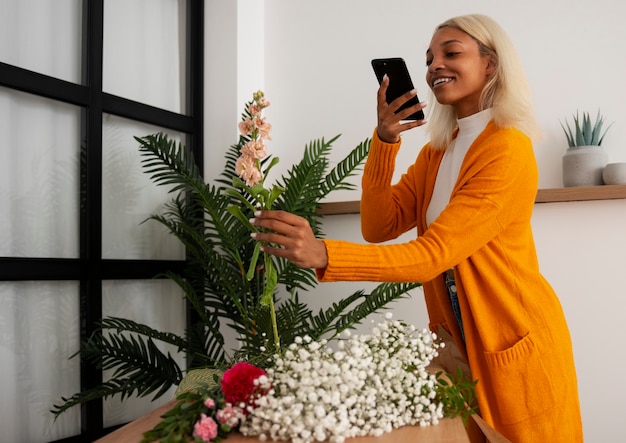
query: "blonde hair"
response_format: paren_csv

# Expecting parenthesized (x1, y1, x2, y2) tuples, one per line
(426, 14, 540, 149)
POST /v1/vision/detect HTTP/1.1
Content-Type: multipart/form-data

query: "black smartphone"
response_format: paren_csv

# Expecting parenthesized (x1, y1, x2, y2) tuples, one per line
(371, 57, 424, 120)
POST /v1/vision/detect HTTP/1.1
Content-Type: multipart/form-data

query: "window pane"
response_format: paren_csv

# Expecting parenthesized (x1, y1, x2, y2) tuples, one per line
(0, 0, 82, 83)
(102, 114, 186, 260)
(102, 279, 186, 426)
(103, 0, 187, 113)
(0, 87, 80, 258)
(0, 281, 81, 442)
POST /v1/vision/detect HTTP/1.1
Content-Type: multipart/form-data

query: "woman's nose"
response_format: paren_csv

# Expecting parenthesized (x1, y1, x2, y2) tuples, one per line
(428, 58, 444, 72)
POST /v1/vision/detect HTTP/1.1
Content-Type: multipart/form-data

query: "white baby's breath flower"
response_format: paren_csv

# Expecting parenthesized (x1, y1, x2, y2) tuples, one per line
(238, 314, 444, 443)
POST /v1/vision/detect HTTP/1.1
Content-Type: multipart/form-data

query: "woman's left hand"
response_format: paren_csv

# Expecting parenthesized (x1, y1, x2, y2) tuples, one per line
(250, 210, 329, 269)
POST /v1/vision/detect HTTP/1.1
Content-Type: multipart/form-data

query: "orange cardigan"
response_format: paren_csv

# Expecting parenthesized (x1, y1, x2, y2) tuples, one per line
(317, 125, 583, 442)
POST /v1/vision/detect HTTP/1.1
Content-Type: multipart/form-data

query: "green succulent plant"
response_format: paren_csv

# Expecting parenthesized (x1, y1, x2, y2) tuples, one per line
(561, 110, 613, 148)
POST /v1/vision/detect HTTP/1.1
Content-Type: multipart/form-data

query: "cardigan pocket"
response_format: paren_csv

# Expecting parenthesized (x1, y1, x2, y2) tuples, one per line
(483, 332, 556, 425)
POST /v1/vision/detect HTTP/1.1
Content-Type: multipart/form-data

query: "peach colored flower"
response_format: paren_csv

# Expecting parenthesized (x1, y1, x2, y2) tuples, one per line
(257, 97, 270, 108)
(235, 155, 262, 186)
(238, 119, 255, 137)
(254, 117, 272, 140)
(248, 103, 262, 116)
(241, 140, 267, 160)
(192, 413, 218, 441)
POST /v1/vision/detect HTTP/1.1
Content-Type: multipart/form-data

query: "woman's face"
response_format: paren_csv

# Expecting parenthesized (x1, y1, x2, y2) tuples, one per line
(425, 26, 494, 118)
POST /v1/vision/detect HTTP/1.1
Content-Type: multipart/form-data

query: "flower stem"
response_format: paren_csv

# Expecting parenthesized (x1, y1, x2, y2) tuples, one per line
(268, 296, 280, 353)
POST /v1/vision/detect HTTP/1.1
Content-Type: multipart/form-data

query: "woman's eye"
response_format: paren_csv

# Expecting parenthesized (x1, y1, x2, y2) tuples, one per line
(425, 58, 433, 67)
(446, 52, 460, 58)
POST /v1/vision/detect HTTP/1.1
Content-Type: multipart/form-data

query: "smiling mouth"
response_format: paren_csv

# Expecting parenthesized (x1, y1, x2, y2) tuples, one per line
(432, 77, 453, 87)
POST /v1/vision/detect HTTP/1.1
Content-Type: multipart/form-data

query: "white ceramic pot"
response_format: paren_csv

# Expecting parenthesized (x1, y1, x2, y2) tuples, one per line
(562, 146, 608, 187)
(602, 162, 626, 185)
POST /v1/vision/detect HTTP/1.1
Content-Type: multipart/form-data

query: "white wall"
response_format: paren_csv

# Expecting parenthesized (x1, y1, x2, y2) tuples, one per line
(205, 1, 626, 440)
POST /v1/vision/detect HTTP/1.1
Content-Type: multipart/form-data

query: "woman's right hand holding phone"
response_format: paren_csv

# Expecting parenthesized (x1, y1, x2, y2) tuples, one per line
(376, 75, 427, 143)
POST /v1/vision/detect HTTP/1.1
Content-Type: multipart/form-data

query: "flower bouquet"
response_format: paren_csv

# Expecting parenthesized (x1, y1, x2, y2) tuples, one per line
(143, 313, 477, 443)
(52, 91, 476, 443)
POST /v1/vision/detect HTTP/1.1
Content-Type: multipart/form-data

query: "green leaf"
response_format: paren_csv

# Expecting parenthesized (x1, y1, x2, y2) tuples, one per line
(260, 256, 277, 307)
(263, 156, 280, 177)
(227, 204, 256, 231)
(246, 241, 262, 281)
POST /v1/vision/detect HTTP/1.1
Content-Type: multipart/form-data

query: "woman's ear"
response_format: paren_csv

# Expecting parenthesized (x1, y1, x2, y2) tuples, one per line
(485, 55, 496, 76)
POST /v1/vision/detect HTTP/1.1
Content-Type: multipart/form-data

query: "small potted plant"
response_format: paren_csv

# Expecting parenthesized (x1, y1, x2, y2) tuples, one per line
(560, 110, 612, 187)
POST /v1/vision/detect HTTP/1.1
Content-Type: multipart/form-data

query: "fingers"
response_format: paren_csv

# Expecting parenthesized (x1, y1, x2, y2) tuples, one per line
(250, 210, 305, 240)
(249, 210, 307, 246)
(377, 77, 427, 143)
(249, 210, 329, 269)
(377, 99, 428, 143)
(376, 74, 390, 109)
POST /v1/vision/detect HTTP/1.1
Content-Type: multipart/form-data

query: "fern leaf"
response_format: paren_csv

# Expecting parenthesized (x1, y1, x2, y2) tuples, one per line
(319, 138, 371, 197)
(331, 282, 421, 338)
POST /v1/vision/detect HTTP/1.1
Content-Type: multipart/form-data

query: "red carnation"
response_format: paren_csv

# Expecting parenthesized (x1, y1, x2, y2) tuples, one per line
(220, 362, 269, 408)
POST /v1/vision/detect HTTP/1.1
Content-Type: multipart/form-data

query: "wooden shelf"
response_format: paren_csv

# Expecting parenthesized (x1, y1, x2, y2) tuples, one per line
(535, 184, 626, 203)
(318, 184, 626, 215)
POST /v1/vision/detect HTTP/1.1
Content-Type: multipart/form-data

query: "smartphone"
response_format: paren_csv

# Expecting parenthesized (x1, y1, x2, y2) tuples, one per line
(371, 57, 424, 120)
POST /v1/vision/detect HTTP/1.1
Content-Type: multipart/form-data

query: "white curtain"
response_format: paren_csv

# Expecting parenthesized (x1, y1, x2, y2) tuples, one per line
(0, 0, 188, 441)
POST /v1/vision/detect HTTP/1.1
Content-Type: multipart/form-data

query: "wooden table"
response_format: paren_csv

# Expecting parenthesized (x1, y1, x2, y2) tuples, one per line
(95, 399, 471, 443)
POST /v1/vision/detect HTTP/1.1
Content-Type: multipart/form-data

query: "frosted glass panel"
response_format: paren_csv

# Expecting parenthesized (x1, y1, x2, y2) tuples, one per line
(0, 87, 80, 258)
(102, 114, 186, 260)
(102, 279, 186, 426)
(0, 0, 82, 83)
(0, 282, 81, 442)
(103, 0, 187, 113)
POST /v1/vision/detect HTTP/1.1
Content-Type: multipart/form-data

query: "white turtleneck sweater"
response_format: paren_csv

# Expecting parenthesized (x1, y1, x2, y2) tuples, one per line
(426, 109, 493, 226)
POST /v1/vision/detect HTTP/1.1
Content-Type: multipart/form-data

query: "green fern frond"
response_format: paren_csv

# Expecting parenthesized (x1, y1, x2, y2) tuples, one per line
(81, 331, 183, 385)
(331, 282, 421, 337)
(306, 291, 367, 339)
(319, 138, 371, 197)
(274, 295, 316, 343)
(275, 137, 335, 214)
(185, 318, 228, 368)
(136, 134, 203, 194)
(52, 378, 149, 417)
(53, 330, 185, 418)
(99, 317, 188, 351)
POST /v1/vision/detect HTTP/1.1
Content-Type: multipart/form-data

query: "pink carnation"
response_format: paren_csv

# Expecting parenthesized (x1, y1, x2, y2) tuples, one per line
(216, 405, 240, 428)
(192, 413, 218, 442)
(204, 398, 215, 409)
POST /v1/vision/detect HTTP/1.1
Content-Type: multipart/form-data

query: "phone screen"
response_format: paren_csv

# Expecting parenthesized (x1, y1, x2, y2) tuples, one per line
(371, 58, 424, 120)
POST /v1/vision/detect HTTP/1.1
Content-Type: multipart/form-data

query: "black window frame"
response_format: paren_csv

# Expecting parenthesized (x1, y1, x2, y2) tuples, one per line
(0, 1, 203, 441)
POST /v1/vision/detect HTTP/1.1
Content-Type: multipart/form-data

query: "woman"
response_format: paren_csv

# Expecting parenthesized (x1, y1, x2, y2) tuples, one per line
(250, 14, 583, 442)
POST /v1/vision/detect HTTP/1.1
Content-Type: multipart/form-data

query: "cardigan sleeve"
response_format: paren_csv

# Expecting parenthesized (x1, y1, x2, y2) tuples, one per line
(317, 124, 537, 284)
(360, 129, 422, 243)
